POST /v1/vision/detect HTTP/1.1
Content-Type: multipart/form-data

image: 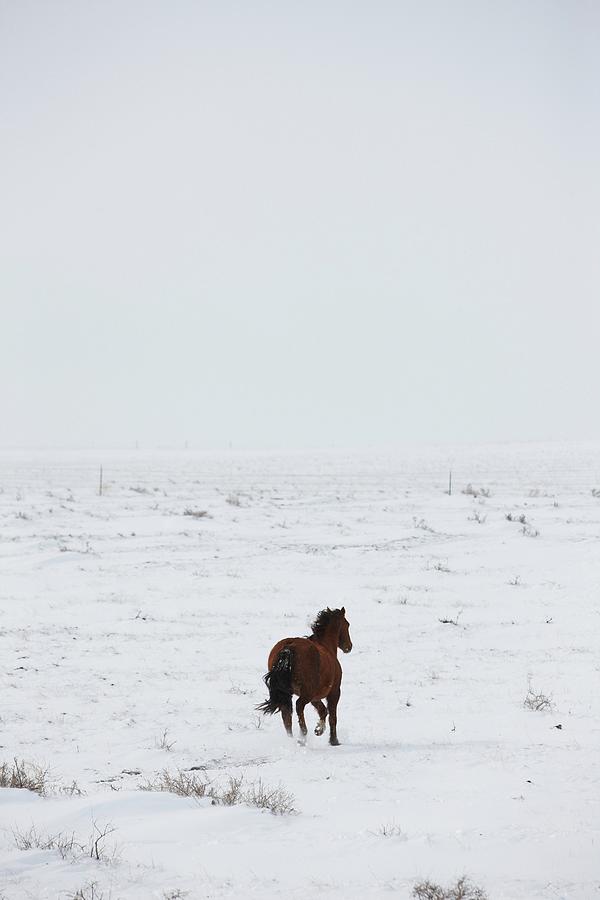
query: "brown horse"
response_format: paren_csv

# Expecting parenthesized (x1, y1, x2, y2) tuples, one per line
(257, 607, 352, 745)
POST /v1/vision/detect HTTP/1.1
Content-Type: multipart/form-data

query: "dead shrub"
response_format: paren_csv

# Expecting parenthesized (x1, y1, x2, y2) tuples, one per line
(524, 683, 554, 712)
(506, 512, 527, 524)
(439, 610, 462, 626)
(413, 875, 488, 900)
(68, 884, 103, 900)
(468, 510, 487, 524)
(462, 485, 491, 498)
(413, 517, 434, 532)
(89, 822, 117, 861)
(376, 820, 405, 838)
(183, 508, 210, 518)
(58, 779, 85, 797)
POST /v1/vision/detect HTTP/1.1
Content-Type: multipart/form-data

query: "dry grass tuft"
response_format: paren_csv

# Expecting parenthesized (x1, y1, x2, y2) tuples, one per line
(242, 778, 295, 815)
(155, 729, 176, 751)
(140, 770, 210, 799)
(13, 825, 82, 858)
(0, 759, 50, 795)
(141, 770, 295, 815)
(13, 820, 117, 863)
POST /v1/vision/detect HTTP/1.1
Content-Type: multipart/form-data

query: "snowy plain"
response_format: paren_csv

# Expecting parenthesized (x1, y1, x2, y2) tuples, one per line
(0, 443, 599, 900)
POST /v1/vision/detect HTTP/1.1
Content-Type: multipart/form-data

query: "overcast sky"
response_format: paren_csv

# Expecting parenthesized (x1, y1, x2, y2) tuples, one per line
(1, 1, 598, 448)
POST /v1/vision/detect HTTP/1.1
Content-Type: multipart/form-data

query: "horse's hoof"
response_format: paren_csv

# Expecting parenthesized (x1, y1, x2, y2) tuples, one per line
(329, 738, 340, 746)
(314, 724, 324, 736)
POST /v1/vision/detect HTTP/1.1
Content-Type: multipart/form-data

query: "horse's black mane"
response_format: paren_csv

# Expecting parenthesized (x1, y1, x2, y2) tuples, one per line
(310, 607, 341, 637)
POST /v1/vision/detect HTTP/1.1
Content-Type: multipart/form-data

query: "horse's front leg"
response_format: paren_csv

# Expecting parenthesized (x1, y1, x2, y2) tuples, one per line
(327, 687, 341, 746)
(311, 700, 328, 736)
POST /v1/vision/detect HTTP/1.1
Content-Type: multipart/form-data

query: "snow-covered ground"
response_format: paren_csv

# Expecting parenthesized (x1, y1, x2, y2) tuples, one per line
(1, 444, 599, 900)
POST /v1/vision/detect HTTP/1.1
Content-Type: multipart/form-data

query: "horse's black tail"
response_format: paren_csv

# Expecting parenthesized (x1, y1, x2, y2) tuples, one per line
(256, 647, 293, 715)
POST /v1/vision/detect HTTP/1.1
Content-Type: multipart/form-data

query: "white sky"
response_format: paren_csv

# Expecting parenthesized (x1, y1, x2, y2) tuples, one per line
(1, 1, 598, 448)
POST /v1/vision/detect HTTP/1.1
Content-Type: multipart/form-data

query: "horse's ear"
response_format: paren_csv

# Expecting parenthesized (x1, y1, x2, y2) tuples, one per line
(341, 606, 345, 615)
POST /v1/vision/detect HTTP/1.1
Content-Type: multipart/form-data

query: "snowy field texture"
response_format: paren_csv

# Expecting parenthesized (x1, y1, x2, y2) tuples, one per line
(1, 443, 599, 900)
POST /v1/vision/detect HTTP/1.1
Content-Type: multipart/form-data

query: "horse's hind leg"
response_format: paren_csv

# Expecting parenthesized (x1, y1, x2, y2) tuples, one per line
(281, 700, 293, 737)
(296, 697, 309, 743)
(311, 700, 327, 736)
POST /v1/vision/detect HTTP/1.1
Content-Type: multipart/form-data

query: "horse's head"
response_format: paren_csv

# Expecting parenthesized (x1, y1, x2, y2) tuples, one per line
(338, 607, 352, 653)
